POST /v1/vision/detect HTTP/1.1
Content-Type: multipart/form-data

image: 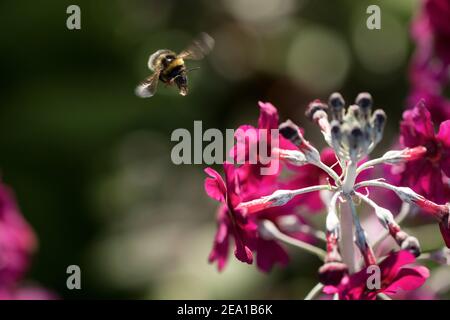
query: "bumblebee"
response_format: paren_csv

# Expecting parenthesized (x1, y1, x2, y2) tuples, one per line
(135, 32, 214, 98)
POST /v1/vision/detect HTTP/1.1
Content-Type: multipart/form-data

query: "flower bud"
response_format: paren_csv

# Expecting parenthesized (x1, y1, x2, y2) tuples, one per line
(382, 146, 427, 164)
(371, 109, 386, 144)
(401, 236, 421, 257)
(328, 92, 345, 121)
(279, 120, 302, 146)
(328, 122, 342, 160)
(355, 92, 373, 115)
(277, 149, 307, 166)
(305, 100, 328, 120)
(348, 126, 364, 160)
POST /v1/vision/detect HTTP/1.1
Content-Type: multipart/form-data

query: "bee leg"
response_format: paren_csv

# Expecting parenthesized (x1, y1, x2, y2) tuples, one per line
(186, 67, 200, 73)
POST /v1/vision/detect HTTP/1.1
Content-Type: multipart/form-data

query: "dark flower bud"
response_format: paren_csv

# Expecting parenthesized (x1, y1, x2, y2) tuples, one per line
(401, 236, 421, 257)
(355, 92, 373, 112)
(349, 126, 363, 151)
(371, 109, 386, 143)
(330, 120, 341, 141)
(328, 92, 345, 110)
(279, 120, 302, 147)
(305, 100, 328, 121)
(328, 92, 345, 121)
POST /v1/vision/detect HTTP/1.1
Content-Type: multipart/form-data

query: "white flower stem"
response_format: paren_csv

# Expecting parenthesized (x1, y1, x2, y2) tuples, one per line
(340, 200, 356, 273)
(372, 202, 411, 249)
(356, 157, 384, 175)
(238, 185, 332, 211)
(314, 161, 342, 186)
(304, 283, 324, 300)
(342, 161, 357, 194)
(296, 225, 327, 242)
(354, 179, 394, 192)
(260, 220, 326, 261)
(290, 185, 333, 197)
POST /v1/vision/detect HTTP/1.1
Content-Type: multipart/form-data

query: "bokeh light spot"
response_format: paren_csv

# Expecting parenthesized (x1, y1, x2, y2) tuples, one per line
(287, 27, 350, 94)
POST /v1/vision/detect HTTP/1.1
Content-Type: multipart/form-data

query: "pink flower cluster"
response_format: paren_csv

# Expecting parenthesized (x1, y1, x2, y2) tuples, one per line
(0, 181, 55, 300)
(204, 96, 449, 300)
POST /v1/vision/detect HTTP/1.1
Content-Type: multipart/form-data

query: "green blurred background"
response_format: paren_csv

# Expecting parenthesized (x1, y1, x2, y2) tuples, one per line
(1, 0, 448, 299)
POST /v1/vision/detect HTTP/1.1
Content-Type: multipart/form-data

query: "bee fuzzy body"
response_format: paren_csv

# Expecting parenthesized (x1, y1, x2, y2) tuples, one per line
(151, 52, 188, 95)
(136, 33, 214, 98)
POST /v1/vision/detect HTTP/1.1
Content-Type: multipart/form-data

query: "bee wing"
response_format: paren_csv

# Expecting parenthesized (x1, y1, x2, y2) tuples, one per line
(135, 71, 160, 98)
(178, 32, 215, 61)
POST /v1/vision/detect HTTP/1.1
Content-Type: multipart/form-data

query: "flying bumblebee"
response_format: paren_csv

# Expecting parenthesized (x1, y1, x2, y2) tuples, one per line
(135, 32, 215, 98)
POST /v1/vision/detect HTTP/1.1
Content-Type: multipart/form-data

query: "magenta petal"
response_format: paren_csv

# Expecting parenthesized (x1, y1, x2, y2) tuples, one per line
(323, 285, 338, 295)
(232, 223, 254, 264)
(257, 102, 279, 130)
(383, 266, 429, 295)
(437, 120, 450, 147)
(232, 125, 258, 164)
(437, 120, 450, 177)
(208, 209, 231, 271)
(411, 102, 435, 139)
(255, 239, 289, 272)
(417, 166, 443, 202)
(223, 163, 243, 209)
(234, 242, 253, 265)
(379, 251, 416, 282)
(0, 183, 37, 286)
(400, 102, 434, 147)
(204, 168, 227, 202)
(11, 286, 58, 300)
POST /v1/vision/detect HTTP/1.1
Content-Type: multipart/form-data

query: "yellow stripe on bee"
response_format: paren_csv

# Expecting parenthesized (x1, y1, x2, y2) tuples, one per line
(168, 58, 184, 69)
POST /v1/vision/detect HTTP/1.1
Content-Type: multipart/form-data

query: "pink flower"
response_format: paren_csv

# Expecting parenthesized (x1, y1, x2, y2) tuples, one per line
(388, 102, 450, 205)
(0, 182, 37, 287)
(408, 89, 450, 123)
(324, 251, 430, 300)
(205, 162, 314, 272)
(229, 101, 328, 213)
(205, 164, 255, 269)
(0, 285, 57, 300)
(424, 0, 450, 62)
(408, 0, 450, 122)
(206, 102, 318, 272)
(231, 102, 297, 182)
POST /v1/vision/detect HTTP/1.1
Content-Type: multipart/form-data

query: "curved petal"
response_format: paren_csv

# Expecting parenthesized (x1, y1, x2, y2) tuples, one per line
(233, 238, 253, 265)
(400, 102, 434, 147)
(437, 120, 450, 177)
(256, 239, 289, 272)
(204, 168, 227, 202)
(379, 251, 416, 283)
(258, 102, 279, 130)
(208, 208, 231, 271)
(383, 266, 429, 295)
